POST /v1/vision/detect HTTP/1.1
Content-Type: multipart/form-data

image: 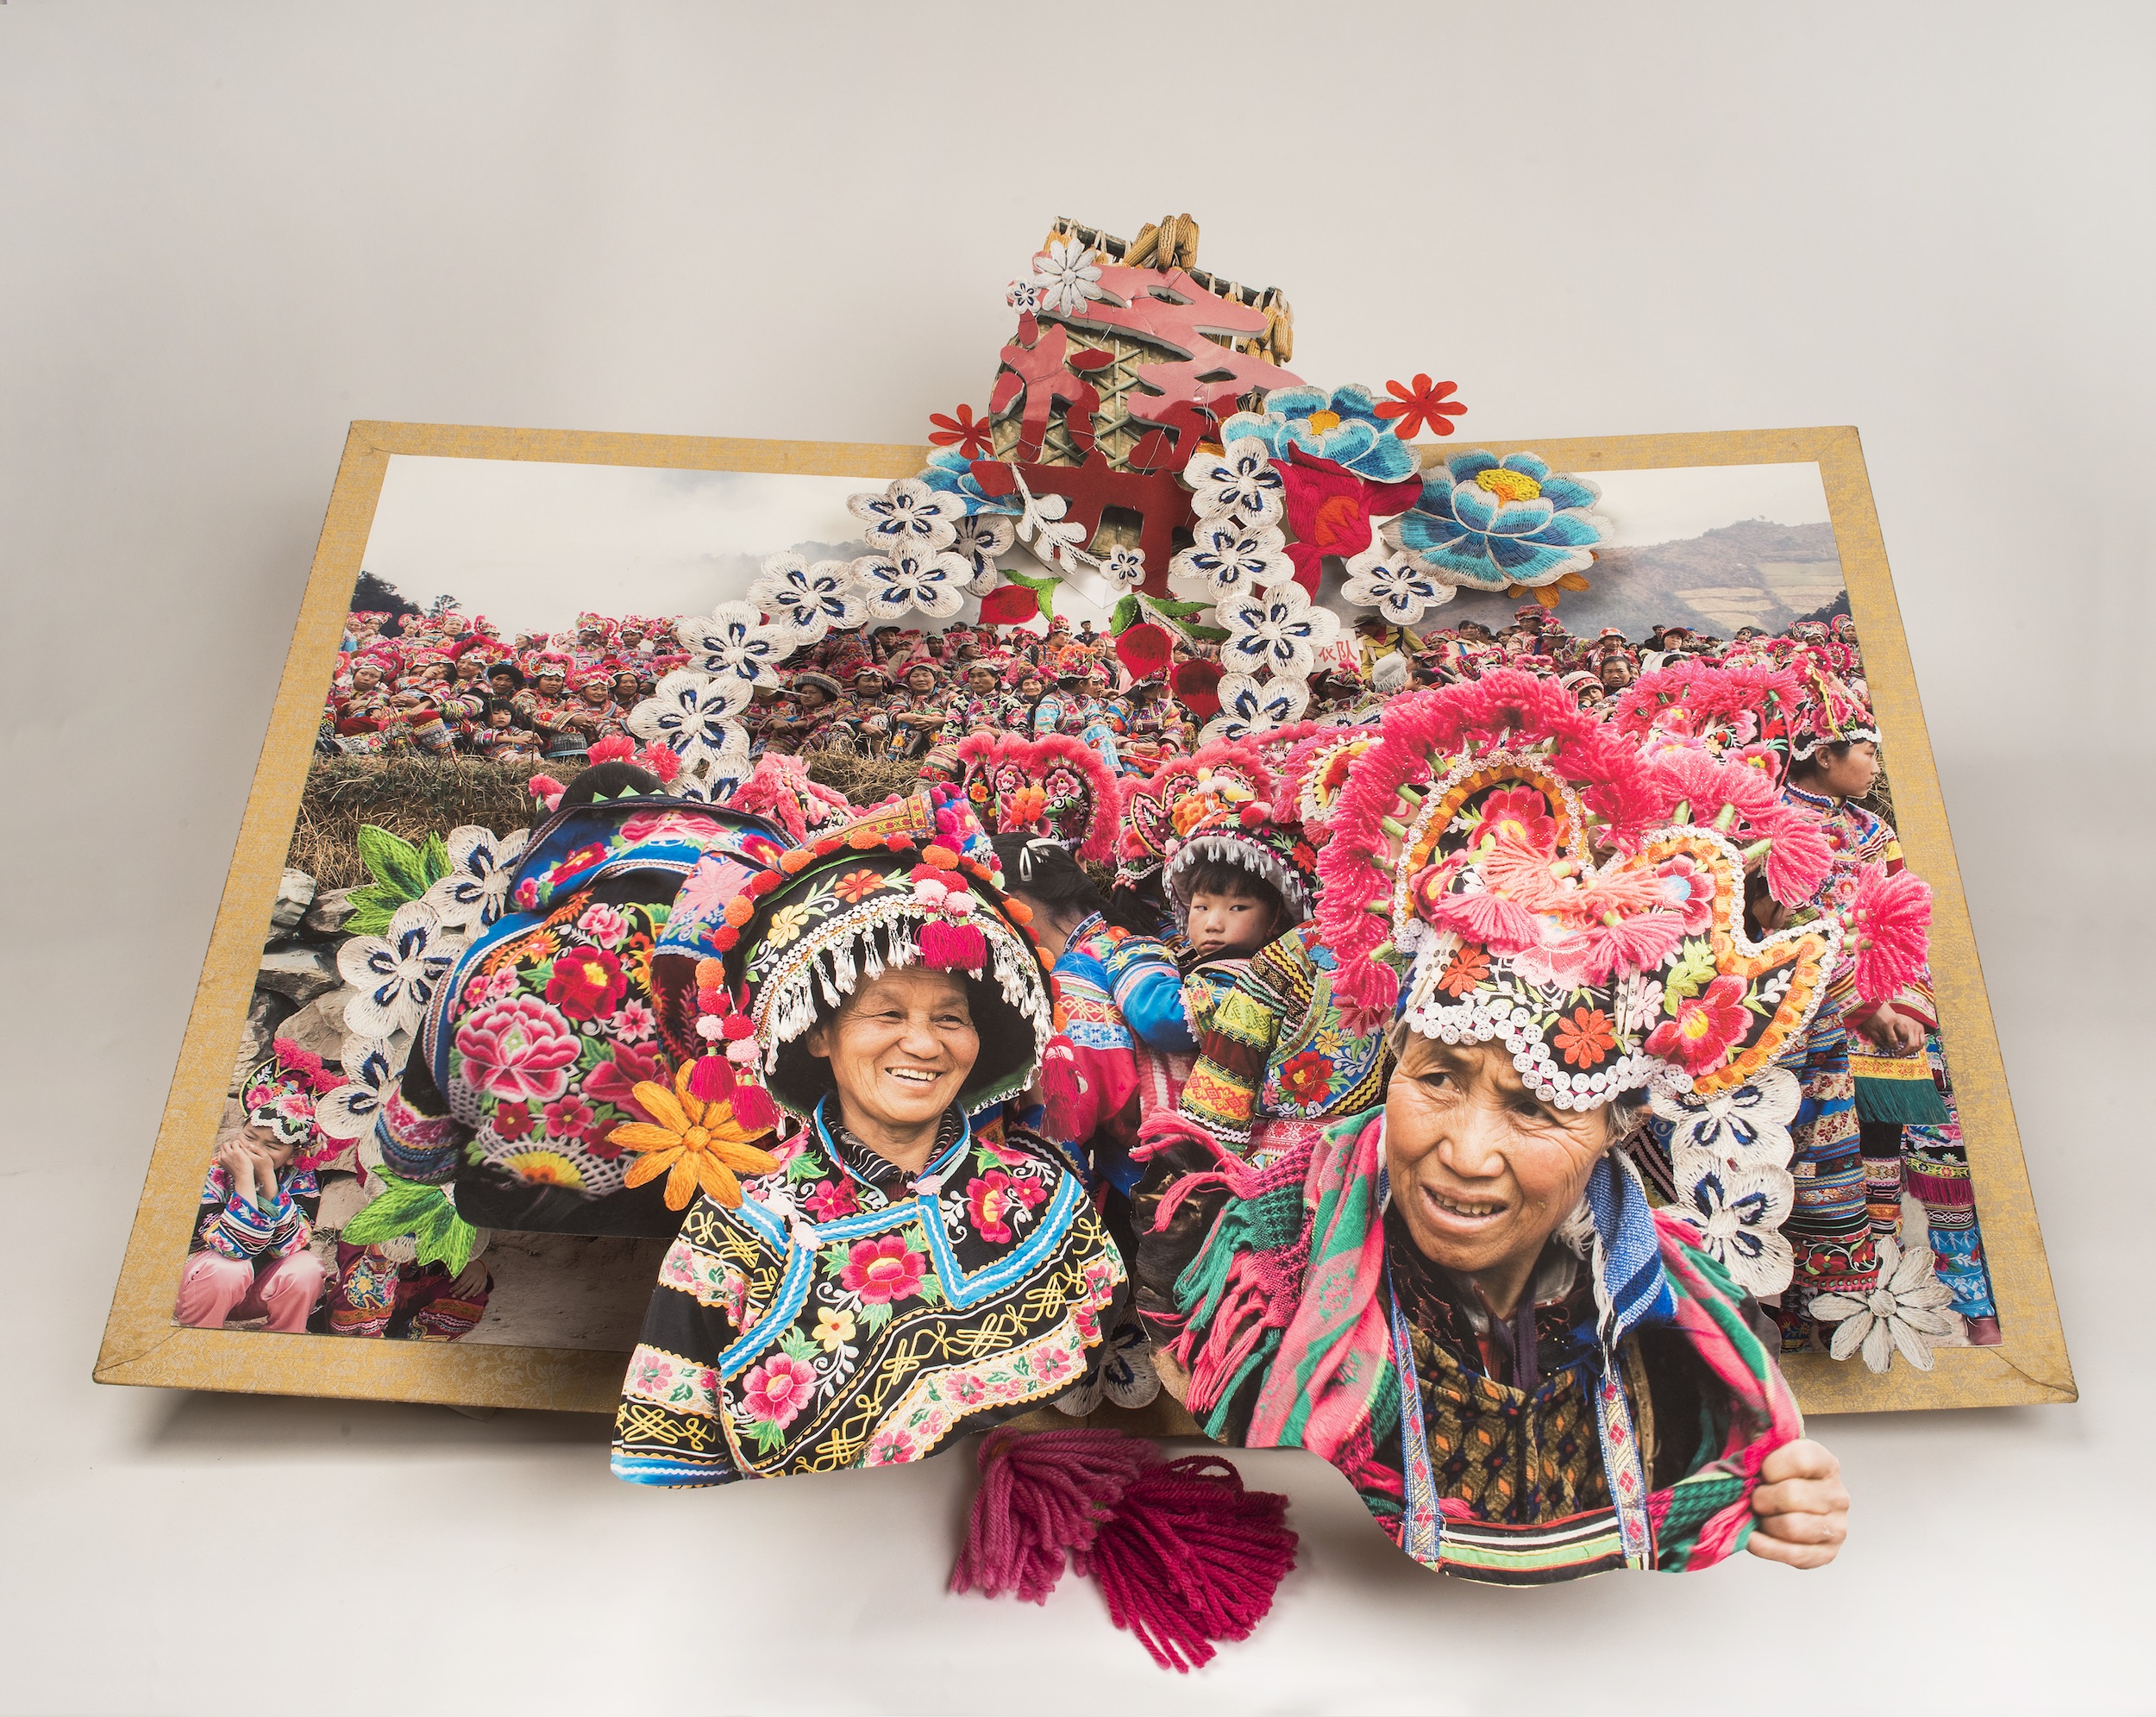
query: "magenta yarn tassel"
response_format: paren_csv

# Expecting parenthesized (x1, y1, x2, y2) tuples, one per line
(920, 918, 987, 973)
(686, 1056, 736, 1104)
(1077, 1454, 1298, 1672)
(950, 1427, 1152, 1604)
(951, 1429, 1297, 1672)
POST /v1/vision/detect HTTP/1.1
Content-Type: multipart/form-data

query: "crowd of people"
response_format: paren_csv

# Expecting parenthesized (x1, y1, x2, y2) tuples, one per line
(321, 596, 1867, 782)
(200, 588, 1996, 1578)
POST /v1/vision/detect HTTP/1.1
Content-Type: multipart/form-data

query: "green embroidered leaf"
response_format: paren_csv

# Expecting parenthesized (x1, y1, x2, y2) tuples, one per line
(419, 831, 451, 887)
(342, 1170, 479, 1275)
(356, 824, 429, 902)
(787, 1153, 826, 1183)
(859, 1299, 894, 1333)
(916, 1274, 945, 1307)
(343, 882, 405, 937)
(1108, 595, 1142, 636)
(1663, 939, 1716, 1008)
(1178, 623, 1230, 643)
(778, 1325, 819, 1363)
(1147, 596, 1211, 618)
(747, 1418, 787, 1456)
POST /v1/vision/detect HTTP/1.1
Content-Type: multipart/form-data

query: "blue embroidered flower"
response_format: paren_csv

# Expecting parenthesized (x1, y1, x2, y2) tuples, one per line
(1218, 385, 1420, 484)
(1382, 450, 1606, 588)
(917, 448, 1021, 517)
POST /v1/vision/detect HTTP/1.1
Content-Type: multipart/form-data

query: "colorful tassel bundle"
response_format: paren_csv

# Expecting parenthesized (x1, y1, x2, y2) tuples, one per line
(951, 1426, 1297, 1672)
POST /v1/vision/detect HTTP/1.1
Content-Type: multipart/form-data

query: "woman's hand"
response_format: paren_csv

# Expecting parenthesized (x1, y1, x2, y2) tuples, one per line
(1746, 1438, 1849, 1568)
(1861, 1005, 1927, 1056)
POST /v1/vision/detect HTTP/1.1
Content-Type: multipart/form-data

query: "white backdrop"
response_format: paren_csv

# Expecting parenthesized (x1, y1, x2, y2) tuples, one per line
(3, 5, 2149, 1713)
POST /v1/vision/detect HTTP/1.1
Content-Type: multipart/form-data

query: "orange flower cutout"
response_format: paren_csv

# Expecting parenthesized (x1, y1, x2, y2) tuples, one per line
(611, 1062, 780, 1211)
(1374, 374, 1467, 441)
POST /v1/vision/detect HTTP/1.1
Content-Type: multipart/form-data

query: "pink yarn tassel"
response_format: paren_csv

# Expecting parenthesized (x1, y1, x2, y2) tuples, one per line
(686, 1055, 736, 1104)
(920, 918, 987, 973)
(1037, 1037, 1084, 1143)
(1076, 1454, 1299, 1673)
(729, 1083, 779, 1134)
(950, 1427, 1153, 1604)
(952, 1430, 1298, 1673)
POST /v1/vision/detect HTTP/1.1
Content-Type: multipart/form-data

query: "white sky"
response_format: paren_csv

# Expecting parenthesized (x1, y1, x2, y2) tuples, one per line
(1589, 461, 1829, 545)
(357, 453, 1831, 636)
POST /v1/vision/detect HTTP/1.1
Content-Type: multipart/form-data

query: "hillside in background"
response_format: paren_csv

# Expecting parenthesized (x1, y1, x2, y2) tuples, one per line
(1441, 517, 1844, 639)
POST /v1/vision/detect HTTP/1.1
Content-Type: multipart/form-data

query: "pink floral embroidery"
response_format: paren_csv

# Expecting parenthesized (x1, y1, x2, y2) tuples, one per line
(575, 903, 631, 948)
(454, 994, 581, 1104)
(1645, 975, 1752, 1073)
(738, 1354, 818, 1427)
(965, 1170, 1046, 1243)
(839, 1235, 929, 1305)
(802, 1179, 861, 1221)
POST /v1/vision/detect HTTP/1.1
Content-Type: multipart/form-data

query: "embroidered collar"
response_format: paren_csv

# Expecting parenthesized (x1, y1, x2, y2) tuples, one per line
(813, 1098, 968, 1200)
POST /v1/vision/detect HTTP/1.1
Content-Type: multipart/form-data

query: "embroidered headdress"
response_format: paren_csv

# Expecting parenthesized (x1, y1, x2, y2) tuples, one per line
(1313, 670, 1850, 1110)
(1154, 736, 1318, 924)
(651, 786, 1055, 1123)
(956, 731, 1119, 862)
(237, 1037, 342, 1170)
(1786, 659, 1879, 761)
(1115, 740, 1276, 894)
(1609, 660, 1805, 770)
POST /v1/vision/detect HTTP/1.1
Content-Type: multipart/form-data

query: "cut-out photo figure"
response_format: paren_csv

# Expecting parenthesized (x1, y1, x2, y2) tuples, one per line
(1133, 671, 1866, 1581)
(610, 788, 1125, 1483)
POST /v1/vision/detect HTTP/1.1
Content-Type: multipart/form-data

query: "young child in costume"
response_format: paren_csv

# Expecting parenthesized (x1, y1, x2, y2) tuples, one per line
(1776, 666, 1999, 1346)
(173, 1041, 336, 1332)
(473, 697, 542, 762)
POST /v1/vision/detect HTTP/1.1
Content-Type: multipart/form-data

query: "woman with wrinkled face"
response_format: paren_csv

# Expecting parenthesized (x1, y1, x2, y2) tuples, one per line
(1376, 1031, 1848, 1570)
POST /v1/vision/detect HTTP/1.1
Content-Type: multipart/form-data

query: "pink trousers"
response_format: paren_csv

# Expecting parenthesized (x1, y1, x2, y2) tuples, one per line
(174, 1250, 328, 1332)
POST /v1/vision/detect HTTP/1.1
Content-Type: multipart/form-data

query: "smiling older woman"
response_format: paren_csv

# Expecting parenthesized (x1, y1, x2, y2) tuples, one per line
(609, 788, 1124, 1486)
(1134, 673, 1854, 1582)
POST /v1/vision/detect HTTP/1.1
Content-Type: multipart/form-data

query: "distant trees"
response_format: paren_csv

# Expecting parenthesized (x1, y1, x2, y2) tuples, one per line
(349, 571, 423, 618)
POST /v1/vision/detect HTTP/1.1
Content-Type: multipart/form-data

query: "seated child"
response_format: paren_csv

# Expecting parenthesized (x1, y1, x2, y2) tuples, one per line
(474, 696, 542, 761)
(174, 1040, 335, 1332)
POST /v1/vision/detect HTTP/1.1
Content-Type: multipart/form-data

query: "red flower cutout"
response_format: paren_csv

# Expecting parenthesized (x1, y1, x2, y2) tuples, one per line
(980, 583, 1040, 626)
(929, 403, 993, 459)
(1375, 374, 1468, 440)
(1115, 622, 1172, 680)
(1173, 659, 1224, 719)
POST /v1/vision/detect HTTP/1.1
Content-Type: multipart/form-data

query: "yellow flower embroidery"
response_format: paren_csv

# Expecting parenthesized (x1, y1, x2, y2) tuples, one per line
(812, 1307, 856, 1352)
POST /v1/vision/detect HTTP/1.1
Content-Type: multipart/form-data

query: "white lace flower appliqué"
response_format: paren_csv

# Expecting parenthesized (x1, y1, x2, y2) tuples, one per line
(947, 512, 1015, 596)
(1181, 436, 1284, 527)
(420, 824, 530, 937)
(1100, 546, 1147, 592)
(746, 554, 865, 642)
(1218, 582, 1341, 680)
(852, 545, 969, 620)
(1340, 542, 1457, 628)
(1169, 516, 1294, 600)
(626, 669, 753, 797)
(1031, 236, 1105, 319)
(675, 601, 789, 689)
(315, 1034, 402, 1143)
(1200, 672, 1311, 744)
(337, 901, 462, 1040)
(848, 477, 962, 555)
(1808, 1234, 1959, 1372)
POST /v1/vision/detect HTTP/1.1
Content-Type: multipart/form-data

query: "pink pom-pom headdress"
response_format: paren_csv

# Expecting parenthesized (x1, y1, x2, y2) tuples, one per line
(1313, 670, 1845, 1110)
